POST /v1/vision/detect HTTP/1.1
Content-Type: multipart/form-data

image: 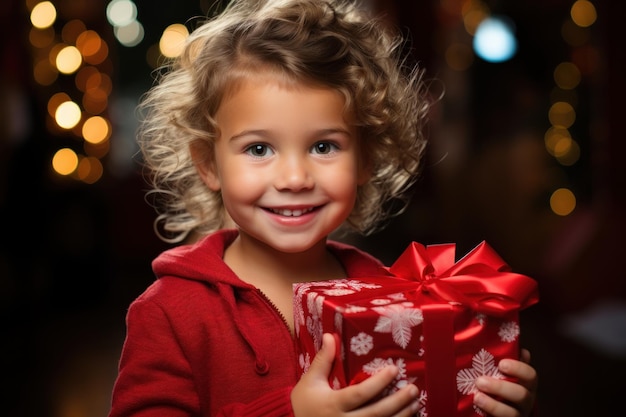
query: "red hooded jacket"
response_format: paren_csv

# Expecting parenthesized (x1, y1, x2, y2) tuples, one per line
(109, 229, 388, 417)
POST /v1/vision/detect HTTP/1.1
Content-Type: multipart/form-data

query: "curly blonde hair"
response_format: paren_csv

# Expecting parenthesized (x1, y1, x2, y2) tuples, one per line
(137, 0, 431, 243)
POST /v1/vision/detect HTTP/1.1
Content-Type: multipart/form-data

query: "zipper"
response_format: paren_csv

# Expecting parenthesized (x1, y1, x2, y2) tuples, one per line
(256, 288, 293, 335)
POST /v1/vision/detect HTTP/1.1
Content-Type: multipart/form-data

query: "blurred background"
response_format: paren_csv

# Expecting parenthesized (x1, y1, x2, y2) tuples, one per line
(1, 0, 624, 416)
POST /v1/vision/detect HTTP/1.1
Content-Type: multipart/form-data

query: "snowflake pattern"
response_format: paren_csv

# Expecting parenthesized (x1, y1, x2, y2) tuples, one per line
(498, 321, 520, 342)
(362, 357, 417, 396)
(344, 305, 367, 314)
(350, 332, 374, 356)
(299, 352, 311, 373)
(456, 348, 504, 396)
(372, 304, 424, 348)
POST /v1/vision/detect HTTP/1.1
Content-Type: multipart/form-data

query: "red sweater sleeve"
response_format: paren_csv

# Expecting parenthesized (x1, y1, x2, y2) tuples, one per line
(109, 298, 201, 416)
(216, 387, 295, 417)
(109, 297, 296, 417)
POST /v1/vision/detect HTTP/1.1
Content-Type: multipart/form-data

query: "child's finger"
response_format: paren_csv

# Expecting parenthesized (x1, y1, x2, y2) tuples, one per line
(304, 333, 336, 382)
(337, 365, 401, 410)
(473, 391, 519, 417)
(499, 358, 538, 391)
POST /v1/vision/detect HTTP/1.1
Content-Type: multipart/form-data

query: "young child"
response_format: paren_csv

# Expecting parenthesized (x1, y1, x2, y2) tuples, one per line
(109, 1, 538, 416)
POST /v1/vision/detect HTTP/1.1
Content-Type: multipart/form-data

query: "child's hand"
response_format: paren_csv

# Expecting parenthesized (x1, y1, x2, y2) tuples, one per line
(472, 349, 538, 417)
(291, 333, 420, 417)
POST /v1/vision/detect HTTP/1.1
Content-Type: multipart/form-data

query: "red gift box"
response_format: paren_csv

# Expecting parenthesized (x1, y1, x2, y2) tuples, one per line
(293, 241, 539, 417)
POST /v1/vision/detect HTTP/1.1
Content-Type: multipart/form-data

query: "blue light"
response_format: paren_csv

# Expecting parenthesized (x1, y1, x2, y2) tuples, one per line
(473, 16, 518, 63)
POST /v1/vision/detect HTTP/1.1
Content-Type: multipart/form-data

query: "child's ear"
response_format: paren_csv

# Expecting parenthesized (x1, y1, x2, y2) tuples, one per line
(190, 140, 221, 191)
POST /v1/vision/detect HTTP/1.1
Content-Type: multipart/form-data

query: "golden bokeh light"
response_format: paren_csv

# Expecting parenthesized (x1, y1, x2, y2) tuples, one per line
(29, 26, 55, 48)
(461, 1, 490, 36)
(83, 88, 109, 114)
(83, 38, 109, 65)
(61, 19, 87, 44)
(33, 58, 58, 86)
(82, 116, 111, 144)
(55, 100, 82, 129)
(76, 156, 104, 184)
(554, 62, 581, 90)
(56, 45, 83, 74)
(52, 148, 79, 176)
(76, 30, 103, 59)
(571, 0, 597, 28)
(30, 1, 57, 29)
(75, 66, 99, 92)
(159, 24, 189, 58)
(550, 188, 576, 216)
(47, 92, 71, 117)
(555, 139, 580, 166)
(548, 101, 576, 128)
(544, 126, 571, 156)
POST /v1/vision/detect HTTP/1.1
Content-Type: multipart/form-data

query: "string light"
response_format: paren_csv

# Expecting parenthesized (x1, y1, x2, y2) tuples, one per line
(545, 1, 597, 216)
(28, 0, 114, 184)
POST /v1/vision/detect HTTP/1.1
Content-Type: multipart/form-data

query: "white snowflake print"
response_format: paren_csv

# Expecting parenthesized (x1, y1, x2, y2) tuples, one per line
(456, 348, 504, 396)
(330, 279, 382, 292)
(387, 292, 407, 301)
(498, 321, 520, 342)
(475, 313, 487, 326)
(372, 304, 424, 348)
(324, 288, 357, 296)
(344, 305, 367, 314)
(371, 299, 392, 305)
(305, 292, 325, 350)
(362, 357, 417, 396)
(350, 332, 374, 356)
(415, 390, 428, 417)
(299, 352, 311, 373)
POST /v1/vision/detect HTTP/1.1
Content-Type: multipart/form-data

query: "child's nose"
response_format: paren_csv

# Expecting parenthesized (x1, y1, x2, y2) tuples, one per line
(274, 155, 314, 191)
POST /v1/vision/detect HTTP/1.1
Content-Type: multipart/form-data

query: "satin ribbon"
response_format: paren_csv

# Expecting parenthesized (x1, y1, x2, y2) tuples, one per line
(388, 241, 539, 316)
(388, 241, 539, 417)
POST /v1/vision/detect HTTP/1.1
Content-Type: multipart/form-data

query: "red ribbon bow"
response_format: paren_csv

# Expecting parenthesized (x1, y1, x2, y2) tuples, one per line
(388, 241, 539, 316)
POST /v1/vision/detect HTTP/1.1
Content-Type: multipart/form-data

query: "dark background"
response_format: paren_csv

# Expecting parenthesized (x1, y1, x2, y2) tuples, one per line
(1, 0, 624, 416)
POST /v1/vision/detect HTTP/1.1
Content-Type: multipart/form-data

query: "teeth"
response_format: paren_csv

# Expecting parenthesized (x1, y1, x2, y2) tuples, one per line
(271, 207, 314, 217)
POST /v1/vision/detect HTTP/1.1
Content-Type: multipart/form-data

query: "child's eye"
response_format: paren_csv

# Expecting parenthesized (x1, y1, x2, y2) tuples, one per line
(245, 144, 273, 158)
(311, 141, 338, 155)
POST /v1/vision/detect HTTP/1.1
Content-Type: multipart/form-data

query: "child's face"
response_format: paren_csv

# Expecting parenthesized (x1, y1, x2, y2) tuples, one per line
(198, 76, 368, 254)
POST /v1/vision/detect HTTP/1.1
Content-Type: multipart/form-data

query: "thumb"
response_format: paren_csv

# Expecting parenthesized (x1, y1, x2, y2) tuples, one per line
(306, 333, 336, 380)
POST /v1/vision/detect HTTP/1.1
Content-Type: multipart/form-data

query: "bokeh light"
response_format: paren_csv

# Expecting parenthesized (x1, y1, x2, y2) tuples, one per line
(52, 148, 79, 176)
(548, 101, 576, 128)
(114, 20, 145, 47)
(570, 0, 597, 28)
(55, 100, 82, 129)
(473, 16, 517, 63)
(56, 45, 82, 74)
(550, 188, 577, 216)
(106, 0, 138, 27)
(159, 24, 189, 58)
(30, 1, 57, 29)
(82, 116, 111, 144)
(76, 156, 104, 184)
(554, 62, 582, 90)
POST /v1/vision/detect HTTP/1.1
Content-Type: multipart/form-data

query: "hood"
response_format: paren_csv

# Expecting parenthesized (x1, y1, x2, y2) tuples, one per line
(152, 229, 248, 288)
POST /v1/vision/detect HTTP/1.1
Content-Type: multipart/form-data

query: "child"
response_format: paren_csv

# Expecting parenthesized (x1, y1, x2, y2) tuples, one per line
(109, 1, 538, 416)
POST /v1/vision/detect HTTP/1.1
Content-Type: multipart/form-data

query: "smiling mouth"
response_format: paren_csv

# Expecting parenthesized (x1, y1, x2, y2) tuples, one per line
(269, 207, 316, 217)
